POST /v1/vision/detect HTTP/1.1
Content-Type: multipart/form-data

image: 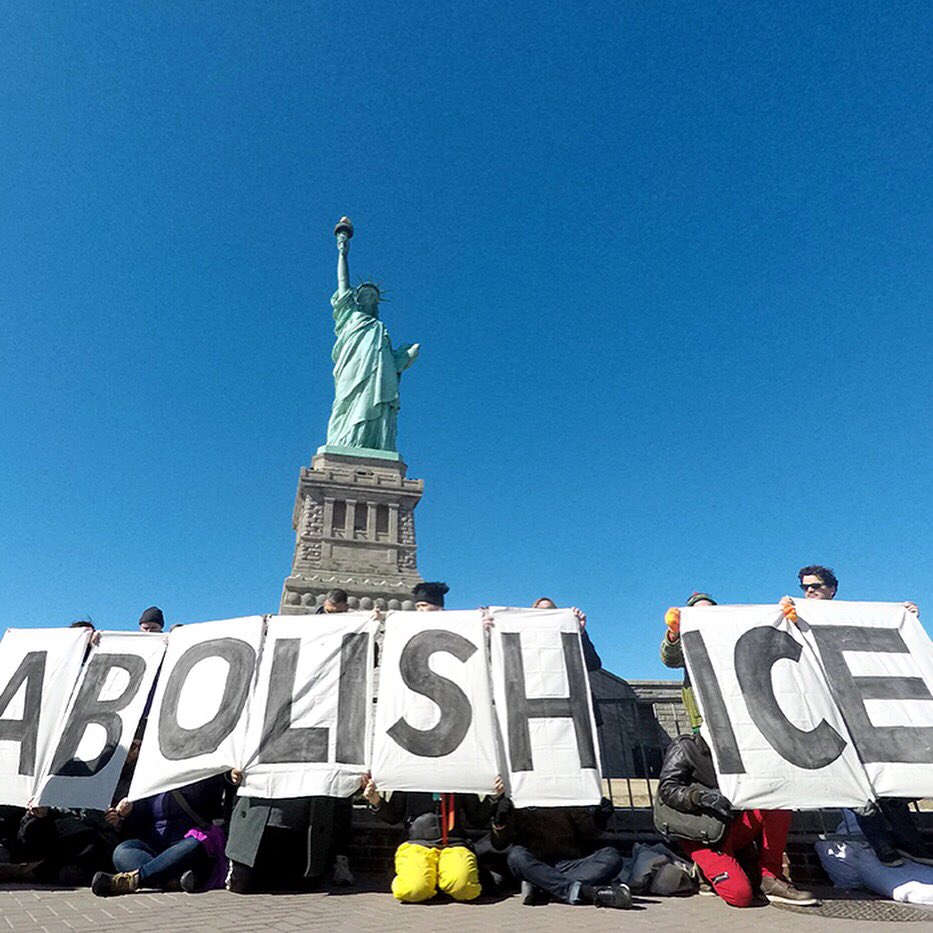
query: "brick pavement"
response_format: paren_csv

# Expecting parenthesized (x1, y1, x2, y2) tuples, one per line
(1, 881, 930, 933)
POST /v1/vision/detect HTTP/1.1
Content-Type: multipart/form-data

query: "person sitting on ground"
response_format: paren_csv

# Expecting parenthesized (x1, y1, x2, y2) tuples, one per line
(362, 772, 496, 902)
(412, 581, 449, 611)
(490, 792, 631, 909)
(91, 773, 231, 897)
(315, 588, 349, 614)
(138, 606, 165, 633)
(16, 803, 118, 887)
(226, 774, 357, 893)
(660, 592, 717, 733)
(657, 731, 817, 907)
(779, 564, 929, 868)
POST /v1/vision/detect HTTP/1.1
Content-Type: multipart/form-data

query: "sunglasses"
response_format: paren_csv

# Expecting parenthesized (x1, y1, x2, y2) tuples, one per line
(800, 581, 827, 591)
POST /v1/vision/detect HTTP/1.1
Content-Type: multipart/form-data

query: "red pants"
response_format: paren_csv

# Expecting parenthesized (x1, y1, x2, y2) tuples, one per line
(680, 809, 791, 908)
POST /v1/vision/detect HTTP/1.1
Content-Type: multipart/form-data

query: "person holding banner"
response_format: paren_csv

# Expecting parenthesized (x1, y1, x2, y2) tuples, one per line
(660, 592, 716, 733)
(490, 794, 631, 909)
(779, 564, 931, 869)
(91, 774, 230, 897)
(657, 733, 818, 907)
(412, 581, 449, 610)
(362, 774, 493, 903)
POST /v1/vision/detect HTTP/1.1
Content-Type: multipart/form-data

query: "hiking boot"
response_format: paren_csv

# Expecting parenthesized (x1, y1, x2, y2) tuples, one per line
(878, 851, 905, 867)
(332, 855, 355, 886)
(521, 880, 549, 905)
(91, 869, 140, 897)
(179, 870, 201, 893)
(760, 875, 819, 906)
(592, 883, 633, 909)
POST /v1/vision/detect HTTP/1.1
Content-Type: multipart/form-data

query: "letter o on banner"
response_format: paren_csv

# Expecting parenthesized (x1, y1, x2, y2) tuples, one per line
(158, 638, 255, 760)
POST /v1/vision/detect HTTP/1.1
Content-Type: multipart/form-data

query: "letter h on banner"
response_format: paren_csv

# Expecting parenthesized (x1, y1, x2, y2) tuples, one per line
(490, 608, 602, 807)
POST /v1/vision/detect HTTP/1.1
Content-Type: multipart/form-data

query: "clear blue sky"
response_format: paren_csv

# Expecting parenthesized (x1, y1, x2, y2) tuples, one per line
(2, 2, 931, 680)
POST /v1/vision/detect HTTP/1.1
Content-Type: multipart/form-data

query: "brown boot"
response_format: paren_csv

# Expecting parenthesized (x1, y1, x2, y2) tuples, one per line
(91, 869, 140, 897)
(760, 875, 819, 906)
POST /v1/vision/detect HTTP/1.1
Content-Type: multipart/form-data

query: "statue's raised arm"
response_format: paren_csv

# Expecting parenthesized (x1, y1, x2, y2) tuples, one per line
(334, 216, 353, 298)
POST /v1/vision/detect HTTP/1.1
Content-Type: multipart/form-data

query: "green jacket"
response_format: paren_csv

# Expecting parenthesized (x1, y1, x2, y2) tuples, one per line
(659, 633, 703, 732)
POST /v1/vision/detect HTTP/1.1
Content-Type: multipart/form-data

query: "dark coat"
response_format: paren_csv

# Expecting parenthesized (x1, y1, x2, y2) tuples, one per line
(225, 795, 349, 877)
(491, 797, 613, 862)
(657, 733, 719, 813)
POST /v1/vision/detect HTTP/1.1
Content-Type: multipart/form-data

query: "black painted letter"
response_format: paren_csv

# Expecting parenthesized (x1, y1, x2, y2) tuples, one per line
(0, 652, 46, 776)
(735, 627, 846, 769)
(50, 653, 146, 776)
(502, 632, 596, 772)
(386, 630, 477, 757)
(158, 638, 255, 760)
(812, 625, 933, 764)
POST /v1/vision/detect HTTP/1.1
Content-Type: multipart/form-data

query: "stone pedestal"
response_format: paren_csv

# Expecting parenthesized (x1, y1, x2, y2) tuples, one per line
(279, 450, 424, 613)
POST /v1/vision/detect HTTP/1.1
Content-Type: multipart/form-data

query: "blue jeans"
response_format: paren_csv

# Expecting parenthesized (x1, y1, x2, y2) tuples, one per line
(113, 837, 204, 887)
(506, 845, 623, 904)
(851, 800, 926, 862)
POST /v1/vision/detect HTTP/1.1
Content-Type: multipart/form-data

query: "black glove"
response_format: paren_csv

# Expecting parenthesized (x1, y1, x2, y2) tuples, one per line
(694, 789, 732, 818)
(494, 796, 514, 825)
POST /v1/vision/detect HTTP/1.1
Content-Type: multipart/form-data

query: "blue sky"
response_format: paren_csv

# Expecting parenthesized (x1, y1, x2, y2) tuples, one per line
(1, 2, 930, 680)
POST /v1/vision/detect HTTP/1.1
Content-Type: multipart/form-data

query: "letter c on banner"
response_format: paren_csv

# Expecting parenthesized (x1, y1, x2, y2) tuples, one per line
(158, 638, 256, 760)
(387, 629, 476, 757)
(734, 627, 846, 770)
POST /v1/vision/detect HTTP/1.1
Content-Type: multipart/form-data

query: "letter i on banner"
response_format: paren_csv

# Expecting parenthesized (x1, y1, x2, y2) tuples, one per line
(489, 608, 602, 807)
(238, 613, 378, 799)
(0, 627, 89, 806)
(371, 610, 498, 793)
(129, 617, 264, 801)
(36, 632, 167, 810)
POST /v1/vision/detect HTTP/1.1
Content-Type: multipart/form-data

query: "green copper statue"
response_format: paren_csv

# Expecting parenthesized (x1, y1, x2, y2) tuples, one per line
(324, 218, 419, 453)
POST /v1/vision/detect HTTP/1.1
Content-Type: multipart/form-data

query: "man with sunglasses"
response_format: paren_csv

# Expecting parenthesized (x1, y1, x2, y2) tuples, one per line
(780, 564, 929, 868)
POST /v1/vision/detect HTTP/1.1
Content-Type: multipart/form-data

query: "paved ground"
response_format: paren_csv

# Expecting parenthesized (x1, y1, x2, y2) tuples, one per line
(1, 880, 932, 933)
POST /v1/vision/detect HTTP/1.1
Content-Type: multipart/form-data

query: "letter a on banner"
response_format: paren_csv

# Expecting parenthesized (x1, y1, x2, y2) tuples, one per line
(489, 608, 602, 806)
(0, 627, 89, 806)
(372, 610, 498, 794)
(129, 617, 263, 800)
(238, 613, 378, 799)
(37, 632, 167, 810)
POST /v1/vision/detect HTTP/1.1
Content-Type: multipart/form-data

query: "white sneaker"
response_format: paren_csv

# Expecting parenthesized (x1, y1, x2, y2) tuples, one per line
(333, 855, 355, 886)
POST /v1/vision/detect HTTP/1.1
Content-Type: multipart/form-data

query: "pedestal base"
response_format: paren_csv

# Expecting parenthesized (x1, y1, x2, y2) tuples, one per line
(279, 449, 424, 613)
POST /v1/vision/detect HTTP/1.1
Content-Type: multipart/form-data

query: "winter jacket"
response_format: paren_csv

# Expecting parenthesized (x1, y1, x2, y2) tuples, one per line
(657, 733, 719, 814)
(659, 634, 703, 731)
(491, 797, 614, 862)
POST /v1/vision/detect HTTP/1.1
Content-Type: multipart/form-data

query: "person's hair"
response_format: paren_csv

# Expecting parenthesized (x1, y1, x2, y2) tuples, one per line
(325, 588, 349, 605)
(70, 619, 94, 630)
(531, 597, 557, 608)
(798, 565, 838, 591)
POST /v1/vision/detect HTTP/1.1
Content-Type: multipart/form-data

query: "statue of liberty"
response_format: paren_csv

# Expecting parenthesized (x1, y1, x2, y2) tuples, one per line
(324, 218, 419, 453)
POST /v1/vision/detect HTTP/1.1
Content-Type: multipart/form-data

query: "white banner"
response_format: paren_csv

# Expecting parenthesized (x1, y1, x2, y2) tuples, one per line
(680, 601, 933, 809)
(129, 617, 264, 800)
(796, 601, 933, 799)
(0, 627, 89, 806)
(239, 613, 377, 799)
(489, 608, 602, 807)
(36, 632, 167, 810)
(372, 611, 498, 794)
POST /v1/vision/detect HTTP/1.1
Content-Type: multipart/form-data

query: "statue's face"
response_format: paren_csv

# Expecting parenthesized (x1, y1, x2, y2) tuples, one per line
(357, 286, 380, 312)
